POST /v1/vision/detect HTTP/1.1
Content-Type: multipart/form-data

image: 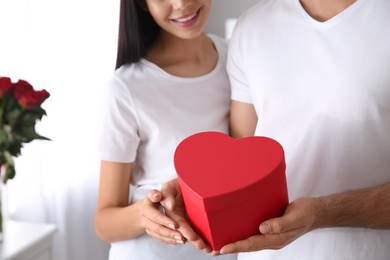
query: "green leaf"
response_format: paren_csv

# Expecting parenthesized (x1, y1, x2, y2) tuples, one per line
(6, 108, 21, 125)
(3, 163, 15, 184)
(7, 142, 23, 157)
(19, 112, 38, 126)
(29, 106, 47, 117)
(35, 135, 51, 141)
(4, 96, 19, 110)
(1, 92, 13, 108)
(0, 128, 8, 144)
(3, 150, 14, 166)
(17, 125, 38, 142)
(0, 157, 5, 166)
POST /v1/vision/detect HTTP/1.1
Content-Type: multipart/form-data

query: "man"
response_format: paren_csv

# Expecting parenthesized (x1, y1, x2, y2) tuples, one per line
(141, 0, 390, 259)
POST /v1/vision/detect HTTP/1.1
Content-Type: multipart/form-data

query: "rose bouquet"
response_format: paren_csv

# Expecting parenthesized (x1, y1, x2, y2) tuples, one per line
(0, 76, 50, 185)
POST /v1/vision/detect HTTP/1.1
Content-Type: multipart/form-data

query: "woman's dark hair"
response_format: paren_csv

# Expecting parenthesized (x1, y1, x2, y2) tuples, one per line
(115, 0, 160, 70)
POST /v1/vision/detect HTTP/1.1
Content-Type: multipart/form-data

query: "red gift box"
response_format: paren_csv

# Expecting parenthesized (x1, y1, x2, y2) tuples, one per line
(174, 132, 289, 250)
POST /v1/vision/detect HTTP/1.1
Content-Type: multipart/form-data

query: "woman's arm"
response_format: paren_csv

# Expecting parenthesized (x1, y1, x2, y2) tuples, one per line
(95, 160, 144, 242)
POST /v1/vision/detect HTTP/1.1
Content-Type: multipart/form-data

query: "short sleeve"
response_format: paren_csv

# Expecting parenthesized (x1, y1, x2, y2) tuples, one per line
(98, 75, 140, 163)
(227, 16, 253, 104)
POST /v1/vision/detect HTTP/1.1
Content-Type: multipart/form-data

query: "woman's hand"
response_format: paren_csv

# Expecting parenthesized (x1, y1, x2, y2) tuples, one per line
(140, 187, 186, 245)
(140, 178, 212, 252)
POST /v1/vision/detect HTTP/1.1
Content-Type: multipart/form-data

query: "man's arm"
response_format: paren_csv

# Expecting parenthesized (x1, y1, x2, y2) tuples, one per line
(315, 183, 390, 229)
(230, 100, 258, 138)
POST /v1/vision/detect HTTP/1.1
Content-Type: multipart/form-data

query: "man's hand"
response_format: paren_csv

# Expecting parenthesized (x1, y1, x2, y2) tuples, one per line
(219, 197, 318, 254)
(219, 183, 390, 254)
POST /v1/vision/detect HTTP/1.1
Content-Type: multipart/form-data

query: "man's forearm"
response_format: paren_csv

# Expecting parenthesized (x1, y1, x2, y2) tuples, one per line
(314, 183, 390, 230)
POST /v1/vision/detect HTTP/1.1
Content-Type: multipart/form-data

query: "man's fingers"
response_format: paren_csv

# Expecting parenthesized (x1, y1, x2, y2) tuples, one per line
(220, 227, 305, 254)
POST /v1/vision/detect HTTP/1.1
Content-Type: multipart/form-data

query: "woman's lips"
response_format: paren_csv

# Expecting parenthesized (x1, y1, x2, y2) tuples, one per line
(171, 9, 200, 27)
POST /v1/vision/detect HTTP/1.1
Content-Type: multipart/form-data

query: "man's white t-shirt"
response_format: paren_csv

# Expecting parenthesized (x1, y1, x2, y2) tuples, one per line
(98, 34, 236, 260)
(228, 0, 390, 259)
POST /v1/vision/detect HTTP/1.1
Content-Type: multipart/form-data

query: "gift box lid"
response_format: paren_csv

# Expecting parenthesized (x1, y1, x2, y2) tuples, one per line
(174, 132, 286, 212)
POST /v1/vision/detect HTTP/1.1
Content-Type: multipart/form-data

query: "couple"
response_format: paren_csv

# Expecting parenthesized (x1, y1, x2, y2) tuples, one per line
(95, 0, 390, 259)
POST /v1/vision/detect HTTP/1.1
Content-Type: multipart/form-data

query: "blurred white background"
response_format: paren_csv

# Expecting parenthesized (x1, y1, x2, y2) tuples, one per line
(0, 0, 259, 259)
(0, 0, 118, 259)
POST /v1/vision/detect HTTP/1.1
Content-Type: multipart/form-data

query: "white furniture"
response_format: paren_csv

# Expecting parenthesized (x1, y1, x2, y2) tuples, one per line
(0, 221, 57, 260)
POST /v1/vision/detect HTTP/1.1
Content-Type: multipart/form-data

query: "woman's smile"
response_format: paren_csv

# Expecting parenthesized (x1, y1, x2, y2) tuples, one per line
(170, 8, 200, 27)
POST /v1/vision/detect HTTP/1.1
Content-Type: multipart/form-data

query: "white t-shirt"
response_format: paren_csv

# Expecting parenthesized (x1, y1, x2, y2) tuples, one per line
(98, 34, 236, 260)
(228, 0, 390, 259)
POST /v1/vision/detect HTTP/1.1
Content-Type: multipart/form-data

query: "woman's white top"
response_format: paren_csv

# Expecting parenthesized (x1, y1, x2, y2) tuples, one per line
(98, 34, 236, 260)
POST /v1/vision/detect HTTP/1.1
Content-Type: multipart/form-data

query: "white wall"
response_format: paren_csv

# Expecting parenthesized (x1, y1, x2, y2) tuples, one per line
(206, 0, 261, 37)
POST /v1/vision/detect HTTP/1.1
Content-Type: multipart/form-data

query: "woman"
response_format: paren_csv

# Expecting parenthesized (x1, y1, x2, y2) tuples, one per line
(94, 0, 236, 259)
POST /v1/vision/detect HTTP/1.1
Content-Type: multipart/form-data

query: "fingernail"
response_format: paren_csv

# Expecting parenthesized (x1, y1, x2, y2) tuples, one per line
(260, 223, 270, 234)
(167, 223, 176, 230)
(174, 236, 184, 244)
(165, 200, 173, 210)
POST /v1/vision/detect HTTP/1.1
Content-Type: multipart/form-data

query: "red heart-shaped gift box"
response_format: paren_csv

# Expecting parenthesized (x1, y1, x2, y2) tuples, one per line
(174, 132, 289, 250)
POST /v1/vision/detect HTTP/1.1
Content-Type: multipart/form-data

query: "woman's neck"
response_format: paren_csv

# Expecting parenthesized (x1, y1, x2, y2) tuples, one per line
(145, 33, 218, 77)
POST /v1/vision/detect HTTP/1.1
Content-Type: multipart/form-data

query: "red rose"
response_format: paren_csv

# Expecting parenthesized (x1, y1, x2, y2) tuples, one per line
(13, 79, 34, 100)
(1, 76, 51, 184)
(19, 89, 50, 109)
(0, 77, 14, 98)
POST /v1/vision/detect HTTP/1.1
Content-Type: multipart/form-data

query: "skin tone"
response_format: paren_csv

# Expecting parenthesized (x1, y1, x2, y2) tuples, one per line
(94, 0, 216, 244)
(140, 0, 390, 255)
(299, 0, 357, 22)
(145, 0, 217, 77)
(142, 178, 210, 249)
